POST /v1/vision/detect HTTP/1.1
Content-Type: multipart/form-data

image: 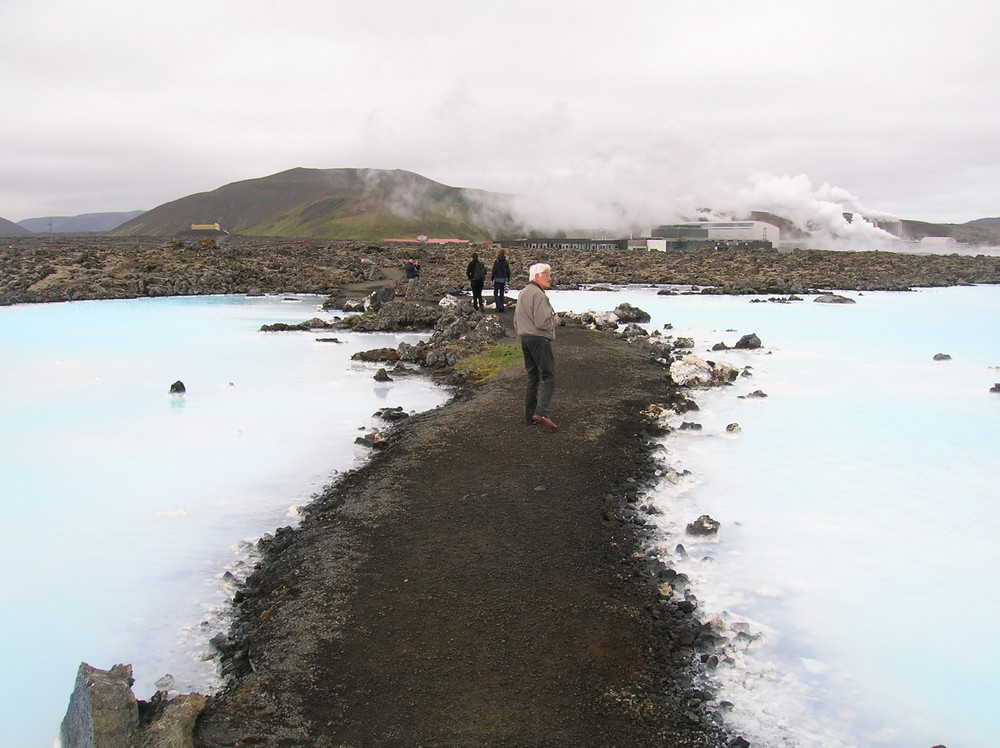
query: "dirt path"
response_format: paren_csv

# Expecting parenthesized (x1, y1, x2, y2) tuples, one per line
(194, 314, 729, 747)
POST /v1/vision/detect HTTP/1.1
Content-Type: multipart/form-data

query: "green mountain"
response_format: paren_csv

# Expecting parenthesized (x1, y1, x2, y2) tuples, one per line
(112, 168, 522, 240)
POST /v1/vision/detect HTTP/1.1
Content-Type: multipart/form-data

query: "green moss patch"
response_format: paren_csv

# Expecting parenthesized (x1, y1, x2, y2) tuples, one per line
(453, 344, 521, 381)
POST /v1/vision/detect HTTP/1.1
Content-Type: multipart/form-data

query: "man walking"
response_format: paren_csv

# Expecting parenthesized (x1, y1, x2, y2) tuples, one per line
(514, 263, 560, 430)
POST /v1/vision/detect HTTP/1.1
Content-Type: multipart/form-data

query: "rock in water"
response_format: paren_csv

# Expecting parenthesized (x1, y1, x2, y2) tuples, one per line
(612, 302, 651, 323)
(734, 333, 762, 349)
(61, 663, 139, 747)
(61, 662, 207, 747)
(813, 293, 856, 304)
(669, 354, 740, 387)
(168, 380, 186, 394)
(686, 515, 721, 536)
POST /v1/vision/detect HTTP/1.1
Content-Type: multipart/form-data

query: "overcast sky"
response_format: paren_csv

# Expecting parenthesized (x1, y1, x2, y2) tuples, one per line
(2, 0, 998, 236)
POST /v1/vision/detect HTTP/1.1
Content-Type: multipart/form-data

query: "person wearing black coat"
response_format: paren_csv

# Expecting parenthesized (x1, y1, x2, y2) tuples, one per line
(466, 253, 487, 310)
(490, 248, 512, 312)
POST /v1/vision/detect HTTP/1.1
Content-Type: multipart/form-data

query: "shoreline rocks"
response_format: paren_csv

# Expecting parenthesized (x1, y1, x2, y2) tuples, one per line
(60, 663, 205, 748)
(4, 237, 1000, 306)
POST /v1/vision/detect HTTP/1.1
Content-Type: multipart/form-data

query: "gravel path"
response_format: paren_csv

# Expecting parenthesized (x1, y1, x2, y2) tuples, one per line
(194, 314, 731, 747)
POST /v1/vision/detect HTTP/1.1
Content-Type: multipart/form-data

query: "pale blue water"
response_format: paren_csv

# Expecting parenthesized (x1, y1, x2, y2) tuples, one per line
(0, 295, 446, 746)
(547, 284, 1000, 748)
(1, 287, 997, 747)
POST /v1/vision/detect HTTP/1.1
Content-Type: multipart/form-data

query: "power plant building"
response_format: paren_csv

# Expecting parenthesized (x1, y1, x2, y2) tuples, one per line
(651, 221, 779, 248)
(501, 220, 780, 253)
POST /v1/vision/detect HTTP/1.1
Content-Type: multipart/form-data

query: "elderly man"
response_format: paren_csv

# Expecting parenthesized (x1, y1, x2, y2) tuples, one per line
(514, 262, 560, 429)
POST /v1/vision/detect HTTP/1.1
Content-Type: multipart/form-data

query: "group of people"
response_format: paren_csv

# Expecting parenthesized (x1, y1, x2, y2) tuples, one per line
(465, 248, 511, 312)
(368, 250, 560, 431)
(466, 252, 559, 429)
(468, 252, 560, 429)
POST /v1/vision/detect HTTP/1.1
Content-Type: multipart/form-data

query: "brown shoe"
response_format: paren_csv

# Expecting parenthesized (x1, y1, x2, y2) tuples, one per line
(532, 414, 558, 430)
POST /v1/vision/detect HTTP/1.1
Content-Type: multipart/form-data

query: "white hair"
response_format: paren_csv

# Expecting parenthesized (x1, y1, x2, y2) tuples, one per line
(528, 263, 551, 281)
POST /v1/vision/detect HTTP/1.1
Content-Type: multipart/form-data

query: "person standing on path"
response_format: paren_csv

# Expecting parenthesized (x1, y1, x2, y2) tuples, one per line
(490, 247, 511, 312)
(404, 258, 421, 299)
(466, 252, 487, 310)
(361, 257, 379, 281)
(514, 263, 560, 430)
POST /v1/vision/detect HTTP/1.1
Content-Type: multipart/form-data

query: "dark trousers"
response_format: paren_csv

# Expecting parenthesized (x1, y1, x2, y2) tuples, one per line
(521, 335, 556, 422)
(493, 281, 507, 311)
(470, 280, 485, 309)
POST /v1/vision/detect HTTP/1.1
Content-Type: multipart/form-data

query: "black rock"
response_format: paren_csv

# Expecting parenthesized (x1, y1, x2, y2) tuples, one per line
(686, 514, 721, 536)
(734, 333, 762, 349)
(613, 302, 651, 323)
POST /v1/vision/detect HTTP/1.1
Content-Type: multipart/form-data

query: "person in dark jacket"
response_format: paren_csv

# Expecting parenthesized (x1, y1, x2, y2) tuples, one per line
(490, 247, 511, 312)
(466, 253, 487, 310)
(404, 258, 421, 299)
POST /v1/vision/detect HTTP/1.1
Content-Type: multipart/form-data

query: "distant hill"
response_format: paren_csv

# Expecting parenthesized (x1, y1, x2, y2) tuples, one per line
(112, 168, 522, 240)
(18, 210, 146, 234)
(0, 216, 33, 237)
(900, 219, 1000, 245)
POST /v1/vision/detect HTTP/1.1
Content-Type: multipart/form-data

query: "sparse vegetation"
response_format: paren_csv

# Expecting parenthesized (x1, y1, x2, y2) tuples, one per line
(452, 344, 522, 381)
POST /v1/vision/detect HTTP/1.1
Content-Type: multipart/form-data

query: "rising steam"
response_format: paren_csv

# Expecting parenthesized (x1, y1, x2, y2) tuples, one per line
(496, 169, 904, 250)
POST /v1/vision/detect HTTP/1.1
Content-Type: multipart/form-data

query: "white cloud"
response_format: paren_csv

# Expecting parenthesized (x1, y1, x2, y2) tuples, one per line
(2, 0, 998, 227)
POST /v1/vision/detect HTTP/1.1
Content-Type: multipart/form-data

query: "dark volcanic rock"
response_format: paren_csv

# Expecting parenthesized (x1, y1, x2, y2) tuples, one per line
(3, 237, 1000, 307)
(686, 515, 721, 536)
(60, 662, 206, 748)
(814, 293, 856, 304)
(733, 333, 762, 349)
(351, 300, 441, 331)
(613, 302, 652, 323)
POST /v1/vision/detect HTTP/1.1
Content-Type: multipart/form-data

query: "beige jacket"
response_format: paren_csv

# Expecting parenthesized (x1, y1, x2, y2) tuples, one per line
(514, 281, 556, 340)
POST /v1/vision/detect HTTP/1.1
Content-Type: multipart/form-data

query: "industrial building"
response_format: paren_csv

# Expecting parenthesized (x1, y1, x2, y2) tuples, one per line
(651, 220, 779, 247)
(499, 237, 629, 251)
(500, 220, 779, 253)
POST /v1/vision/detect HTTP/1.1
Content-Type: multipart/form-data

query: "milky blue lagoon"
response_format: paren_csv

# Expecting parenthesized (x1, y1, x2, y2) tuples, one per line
(549, 284, 999, 748)
(0, 295, 446, 746)
(1, 286, 996, 747)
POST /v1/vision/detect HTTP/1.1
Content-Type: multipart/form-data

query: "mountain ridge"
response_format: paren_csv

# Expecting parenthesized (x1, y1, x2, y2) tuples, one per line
(111, 167, 521, 240)
(6, 168, 998, 244)
(18, 210, 145, 234)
